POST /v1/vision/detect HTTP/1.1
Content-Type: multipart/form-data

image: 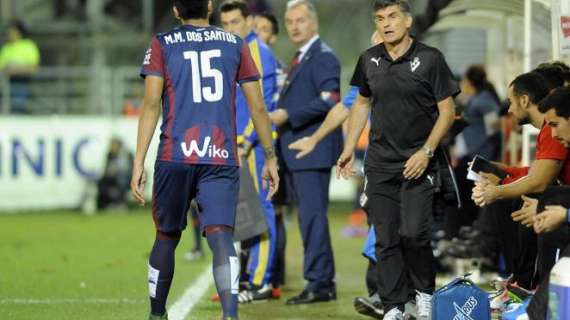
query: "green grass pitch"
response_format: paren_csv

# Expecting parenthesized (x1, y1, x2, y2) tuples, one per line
(1, 204, 374, 319)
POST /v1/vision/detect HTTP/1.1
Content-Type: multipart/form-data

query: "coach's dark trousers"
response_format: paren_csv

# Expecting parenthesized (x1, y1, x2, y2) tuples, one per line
(366, 170, 436, 309)
(289, 169, 335, 294)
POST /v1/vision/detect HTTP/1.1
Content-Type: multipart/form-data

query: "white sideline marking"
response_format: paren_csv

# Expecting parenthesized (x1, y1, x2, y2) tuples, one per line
(169, 265, 213, 320)
(2, 266, 213, 319)
(0, 298, 142, 304)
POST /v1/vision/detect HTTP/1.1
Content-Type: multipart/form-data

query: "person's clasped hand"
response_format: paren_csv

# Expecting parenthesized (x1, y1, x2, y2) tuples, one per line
(471, 176, 500, 207)
(511, 195, 538, 227)
(534, 205, 568, 234)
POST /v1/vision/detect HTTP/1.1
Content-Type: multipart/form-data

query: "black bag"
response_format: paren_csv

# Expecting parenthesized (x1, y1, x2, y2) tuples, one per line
(233, 158, 268, 242)
(421, 108, 466, 209)
(434, 148, 462, 208)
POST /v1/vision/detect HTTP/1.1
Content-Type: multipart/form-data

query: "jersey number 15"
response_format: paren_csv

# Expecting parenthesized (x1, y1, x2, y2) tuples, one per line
(183, 50, 223, 103)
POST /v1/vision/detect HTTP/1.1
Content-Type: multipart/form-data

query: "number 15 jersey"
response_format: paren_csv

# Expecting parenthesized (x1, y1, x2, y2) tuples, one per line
(140, 24, 260, 167)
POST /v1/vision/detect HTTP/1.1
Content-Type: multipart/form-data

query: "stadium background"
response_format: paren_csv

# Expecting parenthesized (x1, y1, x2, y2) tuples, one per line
(0, 0, 569, 319)
(1, 0, 567, 212)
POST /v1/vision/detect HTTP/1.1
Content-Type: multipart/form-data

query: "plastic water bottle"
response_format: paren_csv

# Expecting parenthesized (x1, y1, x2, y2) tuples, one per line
(548, 257, 570, 320)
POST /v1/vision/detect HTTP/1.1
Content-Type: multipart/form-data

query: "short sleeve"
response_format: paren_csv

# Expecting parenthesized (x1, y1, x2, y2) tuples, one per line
(502, 166, 530, 185)
(140, 36, 164, 79)
(471, 95, 497, 117)
(237, 43, 260, 84)
(429, 51, 460, 102)
(26, 41, 40, 65)
(350, 54, 372, 98)
(342, 86, 360, 108)
(536, 125, 568, 160)
(0, 47, 7, 69)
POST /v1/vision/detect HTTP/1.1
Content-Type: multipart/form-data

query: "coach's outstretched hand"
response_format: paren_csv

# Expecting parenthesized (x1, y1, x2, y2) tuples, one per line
(262, 155, 280, 200)
(130, 164, 147, 206)
(289, 136, 317, 159)
(336, 150, 355, 180)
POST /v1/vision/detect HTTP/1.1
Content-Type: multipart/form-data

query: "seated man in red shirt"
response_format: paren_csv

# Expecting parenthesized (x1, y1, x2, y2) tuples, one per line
(525, 86, 570, 319)
(471, 72, 570, 289)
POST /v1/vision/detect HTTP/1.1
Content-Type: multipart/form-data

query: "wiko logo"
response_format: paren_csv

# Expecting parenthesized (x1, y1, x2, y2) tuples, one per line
(181, 136, 229, 159)
(452, 296, 478, 320)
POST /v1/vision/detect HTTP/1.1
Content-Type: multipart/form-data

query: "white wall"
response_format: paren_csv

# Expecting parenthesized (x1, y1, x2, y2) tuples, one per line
(0, 117, 354, 212)
(0, 117, 156, 211)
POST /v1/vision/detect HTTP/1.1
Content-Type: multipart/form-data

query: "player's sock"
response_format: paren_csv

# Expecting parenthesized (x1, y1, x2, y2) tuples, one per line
(148, 231, 180, 316)
(206, 226, 238, 318)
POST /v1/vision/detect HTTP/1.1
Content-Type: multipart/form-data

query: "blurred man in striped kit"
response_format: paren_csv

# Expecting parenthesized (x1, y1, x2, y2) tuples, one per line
(219, 0, 279, 302)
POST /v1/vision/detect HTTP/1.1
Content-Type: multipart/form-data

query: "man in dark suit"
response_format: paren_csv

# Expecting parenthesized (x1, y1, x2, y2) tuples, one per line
(269, 0, 342, 305)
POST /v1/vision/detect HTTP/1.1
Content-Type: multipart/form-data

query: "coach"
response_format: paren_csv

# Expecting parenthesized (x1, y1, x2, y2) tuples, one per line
(338, 1, 459, 318)
(269, 0, 342, 305)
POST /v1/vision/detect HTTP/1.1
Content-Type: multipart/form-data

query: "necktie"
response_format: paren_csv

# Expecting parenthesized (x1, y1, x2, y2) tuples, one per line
(288, 51, 301, 74)
(292, 51, 301, 66)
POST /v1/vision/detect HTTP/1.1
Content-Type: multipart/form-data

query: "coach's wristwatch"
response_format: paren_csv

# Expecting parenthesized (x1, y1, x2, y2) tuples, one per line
(422, 146, 434, 158)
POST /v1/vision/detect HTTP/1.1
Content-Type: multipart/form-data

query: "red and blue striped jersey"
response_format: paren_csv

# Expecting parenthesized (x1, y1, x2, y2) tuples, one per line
(140, 24, 260, 166)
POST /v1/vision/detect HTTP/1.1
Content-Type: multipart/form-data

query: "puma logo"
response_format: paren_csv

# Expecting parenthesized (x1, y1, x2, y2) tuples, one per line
(410, 57, 421, 72)
(370, 57, 381, 67)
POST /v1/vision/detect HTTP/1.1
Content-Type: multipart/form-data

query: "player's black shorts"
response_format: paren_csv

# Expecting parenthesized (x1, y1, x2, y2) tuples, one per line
(151, 161, 239, 233)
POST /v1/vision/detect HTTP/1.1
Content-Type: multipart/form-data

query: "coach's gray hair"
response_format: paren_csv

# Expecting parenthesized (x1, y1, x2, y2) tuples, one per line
(374, 0, 412, 16)
(286, 0, 318, 23)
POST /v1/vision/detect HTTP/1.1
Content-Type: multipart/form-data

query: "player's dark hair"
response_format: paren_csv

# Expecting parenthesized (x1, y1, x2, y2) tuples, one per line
(374, 0, 411, 15)
(538, 86, 570, 118)
(551, 60, 570, 71)
(9, 20, 28, 38)
(219, 0, 250, 18)
(465, 64, 501, 105)
(509, 72, 550, 105)
(255, 12, 279, 36)
(533, 65, 565, 91)
(174, 0, 209, 20)
(549, 61, 570, 84)
(563, 71, 570, 84)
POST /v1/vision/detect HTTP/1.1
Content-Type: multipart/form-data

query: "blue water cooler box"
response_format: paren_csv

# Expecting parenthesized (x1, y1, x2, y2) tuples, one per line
(548, 257, 570, 320)
(432, 276, 491, 320)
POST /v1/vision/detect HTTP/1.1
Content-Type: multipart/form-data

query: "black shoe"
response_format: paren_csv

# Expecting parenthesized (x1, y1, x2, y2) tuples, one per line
(459, 226, 480, 241)
(354, 294, 384, 319)
(285, 290, 333, 305)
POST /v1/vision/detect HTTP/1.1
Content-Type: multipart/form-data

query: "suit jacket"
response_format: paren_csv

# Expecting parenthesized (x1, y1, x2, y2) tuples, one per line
(277, 39, 342, 171)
